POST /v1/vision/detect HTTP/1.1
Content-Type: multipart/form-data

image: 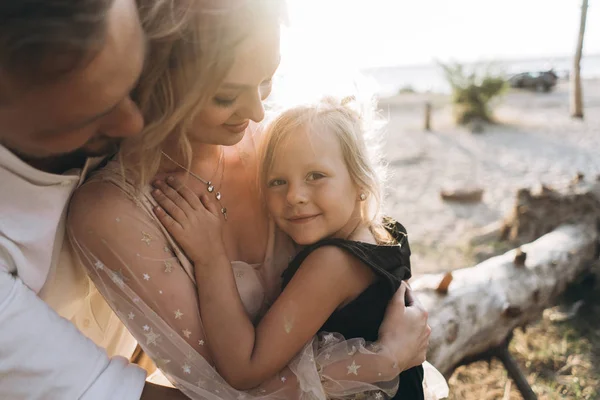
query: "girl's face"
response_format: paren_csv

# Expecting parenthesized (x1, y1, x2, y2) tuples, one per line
(264, 126, 363, 245)
(190, 23, 281, 146)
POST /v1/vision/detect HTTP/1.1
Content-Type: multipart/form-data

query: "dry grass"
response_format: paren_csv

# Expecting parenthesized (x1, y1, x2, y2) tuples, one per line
(445, 275, 600, 400)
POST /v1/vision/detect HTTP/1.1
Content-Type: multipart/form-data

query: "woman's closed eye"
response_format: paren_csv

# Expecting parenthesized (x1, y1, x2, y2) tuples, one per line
(212, 96, 238, 107)
(214, 79, 273, 107)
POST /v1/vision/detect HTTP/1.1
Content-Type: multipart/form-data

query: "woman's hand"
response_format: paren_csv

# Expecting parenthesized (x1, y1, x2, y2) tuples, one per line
(152, 176, 227, 266)
(378, 282, 431, 371)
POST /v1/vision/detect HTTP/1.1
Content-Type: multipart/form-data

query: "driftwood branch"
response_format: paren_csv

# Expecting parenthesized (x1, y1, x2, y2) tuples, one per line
(413, 223, 599, 376)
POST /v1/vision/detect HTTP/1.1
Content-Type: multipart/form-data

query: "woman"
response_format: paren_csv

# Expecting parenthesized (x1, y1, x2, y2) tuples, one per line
(68, 1, 431, 398)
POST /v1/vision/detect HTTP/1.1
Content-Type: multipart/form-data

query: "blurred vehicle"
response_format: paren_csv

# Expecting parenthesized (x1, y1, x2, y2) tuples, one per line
(508, 70, 558, 92)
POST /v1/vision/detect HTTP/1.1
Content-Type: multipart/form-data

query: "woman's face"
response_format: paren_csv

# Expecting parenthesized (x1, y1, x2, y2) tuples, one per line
(191, 23, 281, 146)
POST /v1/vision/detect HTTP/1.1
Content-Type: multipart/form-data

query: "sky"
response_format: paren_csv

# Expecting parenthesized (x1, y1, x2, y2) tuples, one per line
(282, 0, 600, 69)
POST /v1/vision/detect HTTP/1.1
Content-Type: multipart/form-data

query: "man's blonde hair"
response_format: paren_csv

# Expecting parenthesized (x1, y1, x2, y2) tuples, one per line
(119, 0, 285, 186)
(259, 96, 391, 243)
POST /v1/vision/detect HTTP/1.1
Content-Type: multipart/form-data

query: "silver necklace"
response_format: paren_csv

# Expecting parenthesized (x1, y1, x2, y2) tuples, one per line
(161, 150, 228, 221)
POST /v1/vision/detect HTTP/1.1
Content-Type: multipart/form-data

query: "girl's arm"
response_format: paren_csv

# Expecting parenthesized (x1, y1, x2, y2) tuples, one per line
(152, 177, 427, 391)
(198, 244, 375, 389)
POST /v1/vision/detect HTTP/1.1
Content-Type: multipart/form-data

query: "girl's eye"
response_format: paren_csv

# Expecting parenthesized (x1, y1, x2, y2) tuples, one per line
(212, 97, 237, 107)
(307, 172, 325, 181)
(267, 179, 286, 188)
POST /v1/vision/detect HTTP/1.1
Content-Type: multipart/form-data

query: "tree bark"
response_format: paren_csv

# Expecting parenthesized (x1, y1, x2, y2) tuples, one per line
(500, 180, 600, 245)
(412, 223, 598, 375)
(570, 0, 588, 119)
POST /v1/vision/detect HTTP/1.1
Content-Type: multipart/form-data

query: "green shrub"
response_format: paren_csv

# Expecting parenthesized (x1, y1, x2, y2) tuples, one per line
(440, 62, 507, 125)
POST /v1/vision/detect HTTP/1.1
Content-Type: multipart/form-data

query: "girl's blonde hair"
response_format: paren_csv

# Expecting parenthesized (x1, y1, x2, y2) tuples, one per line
(119, 0, 285, 186)
(259, 96, 392, 244)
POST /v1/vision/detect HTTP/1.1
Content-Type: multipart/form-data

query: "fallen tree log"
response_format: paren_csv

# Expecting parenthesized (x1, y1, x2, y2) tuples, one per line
(412, 223, 599, 377)
(500, 179, 600, 244)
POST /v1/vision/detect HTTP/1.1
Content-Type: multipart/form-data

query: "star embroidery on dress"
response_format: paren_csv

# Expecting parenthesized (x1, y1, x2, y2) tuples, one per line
(280, 376, 286, 383)
(155, 357, 171, 369)
(164, 261, 173, 273)
(110, 269, 126, 288)
(198, 340, 205, 346)
(323, 333, 335, 344)
(237, 394, 246, 400)
(234, 271, 244, 278)
(164, 246, 171, 254)
(133, 297, 141, 304)
(182, 363, 191, 374)
(324, 353, 331, 360)
(182, 329, 192, 338)
(115, 217, 121, 223)
(94, 260, 104, 270)
(346, 361, 361, 375)
(143, 325, 150, 332)
(174, 309, 184, 319)
(143, 273, 150, 281)
(145, 329, 161, 346)
(369, 343, 381, 353)
(128, 312, 135, 320)
(197, 378, 206, 387)
(375, 392, 383, 399)
(159, 290, 163, 294)
(141, 231, 152, 246)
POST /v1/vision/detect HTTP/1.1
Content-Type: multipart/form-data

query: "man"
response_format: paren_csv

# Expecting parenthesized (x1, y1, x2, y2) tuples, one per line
(0, 0, 186, 398)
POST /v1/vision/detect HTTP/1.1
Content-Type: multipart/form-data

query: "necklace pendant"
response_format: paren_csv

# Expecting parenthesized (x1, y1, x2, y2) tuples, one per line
(221, 207, 228, 221)
(207, 182, 214, 193)
(215, 192, 221, 201)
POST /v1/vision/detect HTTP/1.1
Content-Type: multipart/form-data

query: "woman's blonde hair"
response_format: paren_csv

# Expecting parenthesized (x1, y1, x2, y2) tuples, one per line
(119, 0, 285, 186)
(258, 96, 392, 244)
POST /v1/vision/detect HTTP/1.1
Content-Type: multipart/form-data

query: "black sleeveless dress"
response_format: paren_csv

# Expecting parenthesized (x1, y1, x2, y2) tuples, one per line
(281, 220, 425, 400)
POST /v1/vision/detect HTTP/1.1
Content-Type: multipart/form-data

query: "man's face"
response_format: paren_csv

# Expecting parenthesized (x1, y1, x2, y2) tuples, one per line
(0, 0, 146, 160)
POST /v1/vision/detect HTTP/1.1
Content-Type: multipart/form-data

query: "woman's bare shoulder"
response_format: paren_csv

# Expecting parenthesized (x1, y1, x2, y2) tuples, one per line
(68, 175, 145, 238)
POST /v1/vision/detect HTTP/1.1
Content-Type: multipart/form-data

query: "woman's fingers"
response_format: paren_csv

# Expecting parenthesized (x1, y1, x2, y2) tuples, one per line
(408, 292, 429, 331)
(391, 281, 408, 307)
(404, 284, 415, 306)
(379, 283, 432, 369)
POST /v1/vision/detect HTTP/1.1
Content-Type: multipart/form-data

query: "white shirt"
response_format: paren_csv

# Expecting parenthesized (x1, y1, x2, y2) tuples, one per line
(0, 145, 146, 399)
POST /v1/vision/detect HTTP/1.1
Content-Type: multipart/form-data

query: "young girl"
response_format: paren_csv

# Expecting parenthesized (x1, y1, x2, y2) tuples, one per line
(153, 97, 443, 399)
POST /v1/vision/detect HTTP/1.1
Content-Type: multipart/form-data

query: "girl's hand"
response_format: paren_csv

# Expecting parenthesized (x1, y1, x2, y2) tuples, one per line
(378, 282, 431, 371)
(152, 176, 227, 266)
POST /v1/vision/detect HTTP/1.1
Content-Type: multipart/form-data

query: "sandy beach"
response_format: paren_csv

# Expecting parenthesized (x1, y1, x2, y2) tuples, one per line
(378, 79, 600, 275)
